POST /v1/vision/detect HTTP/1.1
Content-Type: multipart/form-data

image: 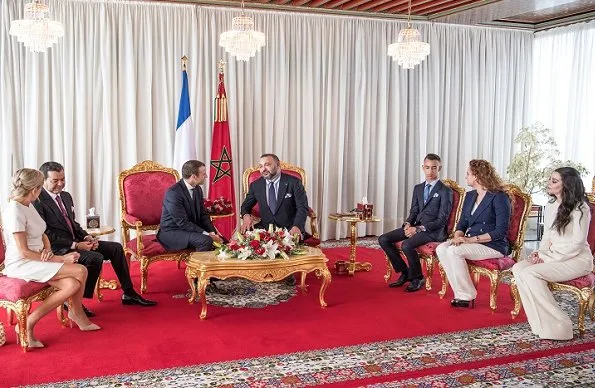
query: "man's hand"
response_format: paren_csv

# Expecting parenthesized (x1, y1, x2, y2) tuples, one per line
(62, 252, 81, 264)
(404, 226, 417, 238)
(289, 226, 302, 240)
(528, 251, 543, 264)
(209, 232, 223, 244)
(84, 235, 100, 250)
(75, 241, 94, 251)
(240, 214, 253, 233)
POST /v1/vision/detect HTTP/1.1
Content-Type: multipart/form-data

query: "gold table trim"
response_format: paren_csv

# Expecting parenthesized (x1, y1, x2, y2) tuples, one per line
(85, 226, 116, 237)
(328, 214, 381, 275)
(185, 247, 331, 319)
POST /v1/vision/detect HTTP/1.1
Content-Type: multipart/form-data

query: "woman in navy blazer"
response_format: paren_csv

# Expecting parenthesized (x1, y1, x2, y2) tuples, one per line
(436, 160, 511, 308)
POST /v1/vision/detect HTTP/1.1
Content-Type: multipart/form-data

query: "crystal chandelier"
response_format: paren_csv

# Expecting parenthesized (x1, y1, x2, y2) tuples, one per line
(219, 0, 265, 62)
(9, 0, 64, 53)
(387, 0, 430, 69)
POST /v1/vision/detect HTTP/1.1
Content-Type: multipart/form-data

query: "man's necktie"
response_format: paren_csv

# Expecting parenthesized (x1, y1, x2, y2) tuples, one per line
(56, 195, 75, 237)
(423, 184, 431, 204)
(268, 182, 277, 213)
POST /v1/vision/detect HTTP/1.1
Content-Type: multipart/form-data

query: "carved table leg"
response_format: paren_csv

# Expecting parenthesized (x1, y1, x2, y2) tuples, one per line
(300, 271, 308, 293)
(318, 267, 332, 308)
(197, 274, 209, 320)
(347, 221, 372, 276)
(186, 269, 197, 304)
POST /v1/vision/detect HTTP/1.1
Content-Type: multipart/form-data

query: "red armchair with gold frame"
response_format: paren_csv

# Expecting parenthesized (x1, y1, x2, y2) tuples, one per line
(0, 225, 66, 352)
(384, 179, 465, 291)
(439, 184, 532, 311)
(119, 160, 193, 293)
(511, 194, 595, 335)
(242, 162, 320, 246)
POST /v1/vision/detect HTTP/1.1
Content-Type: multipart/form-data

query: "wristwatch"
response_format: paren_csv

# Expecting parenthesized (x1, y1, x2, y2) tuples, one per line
(416, 226, 426, 232)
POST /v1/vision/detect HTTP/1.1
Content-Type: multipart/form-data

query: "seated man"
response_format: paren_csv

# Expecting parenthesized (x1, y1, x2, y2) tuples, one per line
(157, 160, 223, 251)
(378, 153, 453, 292)
(35, 162, 156, 316)
(240, 153, 310, 240)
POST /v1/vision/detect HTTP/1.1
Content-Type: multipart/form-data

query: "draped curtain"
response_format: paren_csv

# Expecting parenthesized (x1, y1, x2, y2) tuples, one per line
(531, 20, 595, 181)
(1, 0, 533, 240)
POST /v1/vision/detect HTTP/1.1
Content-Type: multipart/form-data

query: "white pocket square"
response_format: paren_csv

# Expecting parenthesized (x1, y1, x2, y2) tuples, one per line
(433, 193, 439, 198)
(285, 193, 292, 198)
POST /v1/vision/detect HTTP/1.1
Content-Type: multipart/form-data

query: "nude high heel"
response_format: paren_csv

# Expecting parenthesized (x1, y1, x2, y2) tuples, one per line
(15, 325, 44, 348)
(67, 311, 101, 331)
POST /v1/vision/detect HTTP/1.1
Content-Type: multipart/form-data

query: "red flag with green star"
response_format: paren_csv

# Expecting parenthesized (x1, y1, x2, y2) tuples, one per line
(208, 65, 236, 239)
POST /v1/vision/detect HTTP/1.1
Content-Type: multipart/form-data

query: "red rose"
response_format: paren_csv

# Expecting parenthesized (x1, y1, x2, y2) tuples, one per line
(255, 247, 266, 255)
(249, 240, 260, 249)
(229, 243, 241, 251)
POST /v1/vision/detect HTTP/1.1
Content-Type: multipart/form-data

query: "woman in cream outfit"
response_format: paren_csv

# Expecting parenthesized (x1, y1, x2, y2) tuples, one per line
(1, 168, 100, 348)
(512, 167, 593, 340)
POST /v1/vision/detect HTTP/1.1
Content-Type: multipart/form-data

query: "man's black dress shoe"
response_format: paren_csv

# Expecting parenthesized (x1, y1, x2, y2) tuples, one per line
(62, 303, 96, 317)
(284, 276, 296, 286)
(450, 299, 475, 308)
(122, 292, 157, 307)
(388, 272, 409, 288)
(405, 278, 426, 292)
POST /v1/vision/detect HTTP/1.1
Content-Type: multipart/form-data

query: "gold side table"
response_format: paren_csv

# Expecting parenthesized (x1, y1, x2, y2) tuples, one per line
(85, 226, 119, 298)
(328, 214, 381, 276)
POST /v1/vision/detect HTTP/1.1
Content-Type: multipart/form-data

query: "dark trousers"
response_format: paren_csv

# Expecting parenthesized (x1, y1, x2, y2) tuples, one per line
(187, 233, 215, 252)
(378, 228, 434, 280)
(76, 241, 134, 298)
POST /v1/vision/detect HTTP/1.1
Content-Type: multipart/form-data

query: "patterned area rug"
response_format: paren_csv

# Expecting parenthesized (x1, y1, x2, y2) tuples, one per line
(26, 294, 595, 387)
(172, 278, 297, 308)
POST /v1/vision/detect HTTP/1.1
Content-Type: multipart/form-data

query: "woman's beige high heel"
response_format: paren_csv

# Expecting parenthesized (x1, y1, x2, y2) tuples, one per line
(67, 312, 101, 331)
(15, 325, 44, 348)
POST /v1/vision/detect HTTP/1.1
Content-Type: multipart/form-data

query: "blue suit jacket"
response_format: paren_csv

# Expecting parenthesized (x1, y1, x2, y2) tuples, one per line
(405, 180, 453, 241)
(157, 180, 216, 250)
(456, 190, 512, 255)
(240, 173, 309, 234)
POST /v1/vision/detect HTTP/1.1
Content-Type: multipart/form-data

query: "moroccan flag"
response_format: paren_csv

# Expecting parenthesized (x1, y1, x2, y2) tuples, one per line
(172, 57, 197, 173)
(209, 67, 236, 239)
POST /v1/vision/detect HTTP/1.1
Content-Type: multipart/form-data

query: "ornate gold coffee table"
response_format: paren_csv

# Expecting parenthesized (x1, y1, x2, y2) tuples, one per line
(328, 214, 381, 275)
(185, 247, 332, 319)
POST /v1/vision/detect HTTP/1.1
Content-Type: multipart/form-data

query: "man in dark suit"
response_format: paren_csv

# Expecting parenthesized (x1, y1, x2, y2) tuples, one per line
(240, 153, 310, 239)
(35, 162, 156, 316)
(157, 160, 223, 251)
(378, 154, 453, 292)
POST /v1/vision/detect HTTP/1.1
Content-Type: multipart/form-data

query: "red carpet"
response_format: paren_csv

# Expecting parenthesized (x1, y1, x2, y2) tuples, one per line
(0, 247, 579, 386)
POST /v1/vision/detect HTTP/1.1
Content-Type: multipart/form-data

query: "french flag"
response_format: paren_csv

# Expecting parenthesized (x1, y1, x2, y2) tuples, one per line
(172, 61, 196, 172)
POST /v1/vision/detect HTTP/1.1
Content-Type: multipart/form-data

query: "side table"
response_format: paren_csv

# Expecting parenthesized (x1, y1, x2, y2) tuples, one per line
(85, 226, 118, 300)
(328, 214, 381, 276)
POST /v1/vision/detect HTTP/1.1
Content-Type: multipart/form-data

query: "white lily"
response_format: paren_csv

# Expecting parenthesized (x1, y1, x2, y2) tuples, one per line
(237, 247, 253, 260)
(263, 241, 280, 260)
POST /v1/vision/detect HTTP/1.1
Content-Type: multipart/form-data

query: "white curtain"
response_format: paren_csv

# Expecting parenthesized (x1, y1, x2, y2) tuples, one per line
(531, 20, 595, 186)
(0, 0, 533, 241)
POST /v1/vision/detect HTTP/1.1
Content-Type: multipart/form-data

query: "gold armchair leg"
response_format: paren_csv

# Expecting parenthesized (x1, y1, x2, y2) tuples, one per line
(438, 263, 448, 299)
(384, 256, 392, 283)
(15, 300, 29, 352)
(589, 293, 595, 321)
(140, 257, 149, 294)
(510, 279, 521, 319)
(488, 273, 500, 312)
(423, 256, 434, 291)
(95, 271, 104, 301)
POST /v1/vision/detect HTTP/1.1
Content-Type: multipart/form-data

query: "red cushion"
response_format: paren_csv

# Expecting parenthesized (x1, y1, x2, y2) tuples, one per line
(126, 235, 168, 256)
(508, 192, 529, 245)
(447, 190, 462, 234)
(0, 277, 50, 302)
(303, 237, 320, 247)
(468, 256, 516, 271)
(557, 272, 595, 288)
(123, 171, 177, 225)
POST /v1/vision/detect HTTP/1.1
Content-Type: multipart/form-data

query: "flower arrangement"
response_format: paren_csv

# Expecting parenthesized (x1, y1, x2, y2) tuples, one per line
(204, 197, 233, 215)
(216, 225, 300, 260)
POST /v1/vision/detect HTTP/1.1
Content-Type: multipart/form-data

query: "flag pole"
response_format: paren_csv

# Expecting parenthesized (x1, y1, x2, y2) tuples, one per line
(181, 55, 188, 71)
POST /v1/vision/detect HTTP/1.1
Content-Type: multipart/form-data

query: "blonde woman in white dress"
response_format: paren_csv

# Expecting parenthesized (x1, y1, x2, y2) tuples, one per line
(1, 169, 100, 349)
(512, 167, 593, 340)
